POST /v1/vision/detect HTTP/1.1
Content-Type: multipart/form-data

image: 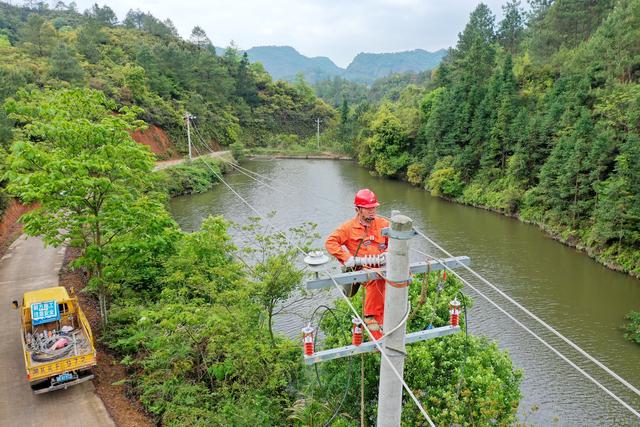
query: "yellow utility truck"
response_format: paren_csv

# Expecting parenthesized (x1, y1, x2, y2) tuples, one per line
(12, 286, 97, 394)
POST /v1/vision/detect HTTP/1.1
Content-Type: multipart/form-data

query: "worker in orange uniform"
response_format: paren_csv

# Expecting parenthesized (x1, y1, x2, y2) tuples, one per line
(325, 189, 389, 340)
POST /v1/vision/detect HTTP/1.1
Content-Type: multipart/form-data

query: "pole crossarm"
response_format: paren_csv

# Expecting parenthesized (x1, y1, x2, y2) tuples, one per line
(304, 325, 460, 365)
(305, 256, 470, 290)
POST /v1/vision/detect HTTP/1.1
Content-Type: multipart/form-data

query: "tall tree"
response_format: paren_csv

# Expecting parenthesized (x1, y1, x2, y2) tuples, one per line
(482, 55, 517, 175)
(5, 89, 177, 323)
(236, 52, 259, 107)
(19, 14, 57, 57)
(451, 3, 496, 85)
(498, 0, 524, 54)
(86, 3, 117, 26)
(592, 134, 640, 246)
(75, 20, 106, 63)
(189, 25, 213, 51)
(49, 42, 84, 82)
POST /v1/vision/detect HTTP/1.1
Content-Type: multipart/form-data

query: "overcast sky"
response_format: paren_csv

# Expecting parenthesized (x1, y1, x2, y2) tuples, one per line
(67, 0, 510, 67)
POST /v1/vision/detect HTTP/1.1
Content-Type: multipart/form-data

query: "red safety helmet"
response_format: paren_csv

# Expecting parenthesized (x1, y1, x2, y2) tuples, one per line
(354, 189, 380, 208)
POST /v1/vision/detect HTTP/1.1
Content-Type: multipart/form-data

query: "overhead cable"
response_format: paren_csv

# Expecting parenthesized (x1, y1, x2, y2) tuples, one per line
(187, 140, 437, 425)
(410, 247, 640, 420)
(411, 229, 640, 401)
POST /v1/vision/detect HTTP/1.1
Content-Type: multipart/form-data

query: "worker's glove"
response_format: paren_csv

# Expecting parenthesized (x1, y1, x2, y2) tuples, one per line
(378, 252, 387, 266)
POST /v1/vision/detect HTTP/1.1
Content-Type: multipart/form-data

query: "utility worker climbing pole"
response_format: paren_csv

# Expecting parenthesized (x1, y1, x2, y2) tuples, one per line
(325, 189, 389, 340)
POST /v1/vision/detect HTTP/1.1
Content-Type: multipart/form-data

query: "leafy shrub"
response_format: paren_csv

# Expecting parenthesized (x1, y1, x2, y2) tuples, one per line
(229, 141, 245, 161)
(427, 167, 464, 198)
(158, 159, 221, 197)
(105, 217, 304, 426)
(407, 162, 427, 186)
(624, 310, 640, 344)
(462, 175, 524, 214)
(304, 271, 522, 426)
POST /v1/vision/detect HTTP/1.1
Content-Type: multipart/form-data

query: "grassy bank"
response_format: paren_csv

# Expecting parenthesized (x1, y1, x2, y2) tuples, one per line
(244, 146, 352, 160)
(155, 158, 231, 197)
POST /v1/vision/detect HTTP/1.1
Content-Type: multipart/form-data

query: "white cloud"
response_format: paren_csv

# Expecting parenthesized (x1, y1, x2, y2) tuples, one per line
(62, 0, 508, 67)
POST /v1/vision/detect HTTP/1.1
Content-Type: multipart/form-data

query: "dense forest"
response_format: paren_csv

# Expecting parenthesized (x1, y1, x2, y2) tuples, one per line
(0, 0, 335, 208)
(0, 2, 525, 425)
(332, 0, 640, 280)
(2, 0, 639, 424)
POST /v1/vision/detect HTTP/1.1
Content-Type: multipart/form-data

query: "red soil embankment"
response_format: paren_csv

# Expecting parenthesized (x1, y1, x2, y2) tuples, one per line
(131, 125, 179, 160)
(131, 124, 223, 161)
(0, 200, 36, 258)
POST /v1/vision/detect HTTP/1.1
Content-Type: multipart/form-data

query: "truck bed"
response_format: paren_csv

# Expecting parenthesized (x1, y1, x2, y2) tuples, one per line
(28, 328, 92, 367)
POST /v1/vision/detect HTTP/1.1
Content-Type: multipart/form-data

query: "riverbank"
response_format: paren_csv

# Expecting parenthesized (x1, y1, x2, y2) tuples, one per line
(245, 147, 352, 160)
(432, 191, 640, 281)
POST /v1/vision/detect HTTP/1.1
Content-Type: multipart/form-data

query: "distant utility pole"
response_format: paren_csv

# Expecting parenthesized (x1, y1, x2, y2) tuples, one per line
(315, 117, 322, 150)
(185, 112, 193, 160)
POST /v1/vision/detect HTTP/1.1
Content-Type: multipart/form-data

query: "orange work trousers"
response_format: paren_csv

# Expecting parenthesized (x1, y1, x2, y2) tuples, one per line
(364, 278, 385, 326)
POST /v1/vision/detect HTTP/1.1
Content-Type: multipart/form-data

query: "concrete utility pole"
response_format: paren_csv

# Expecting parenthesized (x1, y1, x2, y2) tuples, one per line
(377, 211, 414, 426)
(185, 112, 193, 160)
(315, 117, 322, 150)
(303, 215, 469, 426)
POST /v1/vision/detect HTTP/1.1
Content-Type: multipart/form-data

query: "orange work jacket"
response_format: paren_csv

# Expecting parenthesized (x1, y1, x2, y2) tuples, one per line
(325, 216, 389, 264)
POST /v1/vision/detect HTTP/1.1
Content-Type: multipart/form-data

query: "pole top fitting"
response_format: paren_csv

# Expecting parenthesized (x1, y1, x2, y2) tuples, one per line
(382, 213, 416, 239)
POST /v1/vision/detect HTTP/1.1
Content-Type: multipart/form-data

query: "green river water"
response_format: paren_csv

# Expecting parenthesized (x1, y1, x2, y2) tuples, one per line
(169, 159, 640, 426)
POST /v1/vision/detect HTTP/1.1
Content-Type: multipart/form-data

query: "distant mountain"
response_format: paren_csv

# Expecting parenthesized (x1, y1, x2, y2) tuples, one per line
(344, 49, 447, 84)
(245, 46, 343, 83)
(215, 45, 447, 84)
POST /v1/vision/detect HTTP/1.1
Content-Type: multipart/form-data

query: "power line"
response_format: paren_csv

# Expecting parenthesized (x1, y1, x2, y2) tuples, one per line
(183, 117, 640, 420)
(190, 121, 347, 209)
(411, 229, 640, 401)
(410, 247, 640, 420)
(193, 150, 640, 397)
(185, 131, 437, 425)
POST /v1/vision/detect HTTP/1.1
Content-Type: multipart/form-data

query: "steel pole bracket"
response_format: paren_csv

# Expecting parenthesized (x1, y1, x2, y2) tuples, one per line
(381, 227, 417, 240)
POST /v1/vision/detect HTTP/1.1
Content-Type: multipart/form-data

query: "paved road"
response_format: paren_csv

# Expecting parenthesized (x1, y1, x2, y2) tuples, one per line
(0, 235, 114, 427)
(153, 150, 232, 171)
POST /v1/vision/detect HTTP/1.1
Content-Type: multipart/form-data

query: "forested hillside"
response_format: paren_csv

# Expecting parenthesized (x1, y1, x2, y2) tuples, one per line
(338, 0, 640, 276)
(0, 1, 336, 218)
(0, 2, 334, 149)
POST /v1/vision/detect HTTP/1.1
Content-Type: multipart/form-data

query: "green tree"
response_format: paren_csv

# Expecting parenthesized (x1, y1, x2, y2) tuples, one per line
(49, 42, 84, 82)
(592, 134, 640, 246)
(528, 0, 614, 60)
(85, 3, 117, 26)
(234, 217, 318, 343)
(360, 104, 410, 177)
(623, 310, 640, 344)
(189, 25, 213, 51)
(303, 271, 522, 426)
(5, 88, 176, 323)
(19, 14, 57, 56)
(236, 52, 260, 107)
(497, 0, 524, 55)
(481, 55, 517, 176)
(76, 20, 106, 63)
(104, 216, 303, 425)
(451, 3, 496, 85)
